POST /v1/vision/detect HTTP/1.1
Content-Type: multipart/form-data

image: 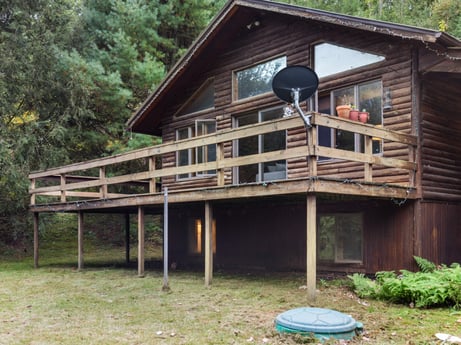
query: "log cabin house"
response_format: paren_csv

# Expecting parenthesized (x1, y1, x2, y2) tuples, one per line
(29, 0, 461, 296)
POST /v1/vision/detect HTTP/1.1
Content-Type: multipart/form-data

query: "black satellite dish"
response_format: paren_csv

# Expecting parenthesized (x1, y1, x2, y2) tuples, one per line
(272, 66, 319, 127)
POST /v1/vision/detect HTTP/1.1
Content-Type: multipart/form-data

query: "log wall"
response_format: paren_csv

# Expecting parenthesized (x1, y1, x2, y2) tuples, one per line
(158, 13, 416, 191)
(420, 76, 461, 200)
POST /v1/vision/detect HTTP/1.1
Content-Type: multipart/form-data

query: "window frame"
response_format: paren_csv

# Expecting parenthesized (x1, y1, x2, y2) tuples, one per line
(232, 106, 287, 184)
(314, 42, 385, 79)
(232, 56, 287, 102)
(316, 79, 384, 158)
(317, 213, 363, 264)
(175, 119, 217, 180)
(175, 78, 215, 118)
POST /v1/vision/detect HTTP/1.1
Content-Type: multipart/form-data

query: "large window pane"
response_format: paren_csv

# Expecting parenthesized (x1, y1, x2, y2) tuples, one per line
(318, 213, 363, 263)
(236, 113, 258, 183)
(235, 56, 286, 100)
(196, 120, 216, 175)
(315, 43, 385, 78)
(358, 81, 383, 154)
(235, 108, 286, 183)
(179, 79, 214, 116)
(177, 128, 192, 179)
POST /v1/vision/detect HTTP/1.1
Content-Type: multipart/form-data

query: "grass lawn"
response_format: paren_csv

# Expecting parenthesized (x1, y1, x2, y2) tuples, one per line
(1, 244, 460, 344)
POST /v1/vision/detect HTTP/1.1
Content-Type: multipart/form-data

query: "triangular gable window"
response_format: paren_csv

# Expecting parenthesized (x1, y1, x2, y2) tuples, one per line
(314, 43, 385, 78)
(177, 78, 214, 116)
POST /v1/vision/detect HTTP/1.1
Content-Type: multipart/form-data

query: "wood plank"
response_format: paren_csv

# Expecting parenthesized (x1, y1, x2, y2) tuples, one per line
(30, 146, 311, 195)
(311, 113, 417, 145)
(28, 116, 303, 179)
(29, 179, 417, 213)
(315, 146, 416, 170)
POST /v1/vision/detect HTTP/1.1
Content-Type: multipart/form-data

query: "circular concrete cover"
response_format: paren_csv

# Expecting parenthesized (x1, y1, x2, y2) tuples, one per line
(275, 307, 359, 334)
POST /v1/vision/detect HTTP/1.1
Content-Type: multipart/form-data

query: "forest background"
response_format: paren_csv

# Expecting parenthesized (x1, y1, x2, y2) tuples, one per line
(1, 0, 461, 251)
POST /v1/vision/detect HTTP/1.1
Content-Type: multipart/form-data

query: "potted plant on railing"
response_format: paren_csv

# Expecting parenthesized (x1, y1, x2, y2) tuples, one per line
(336, 104, 351, 119)
(349, 106, 359, 121)
(358, 109, 369, 123)
(335, 95, 353, 119)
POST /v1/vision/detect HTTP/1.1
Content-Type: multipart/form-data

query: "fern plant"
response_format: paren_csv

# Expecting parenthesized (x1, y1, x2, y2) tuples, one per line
(349, 258, 461, 309)
(414, 256, 437, 273)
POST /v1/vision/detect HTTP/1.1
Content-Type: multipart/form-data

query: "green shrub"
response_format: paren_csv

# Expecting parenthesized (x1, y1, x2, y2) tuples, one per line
(349, 257, 461, 309)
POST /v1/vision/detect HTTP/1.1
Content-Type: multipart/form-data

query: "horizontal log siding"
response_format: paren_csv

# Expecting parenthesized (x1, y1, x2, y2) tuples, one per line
(421, 77, 461, 200)
(158, 14, 415, 191)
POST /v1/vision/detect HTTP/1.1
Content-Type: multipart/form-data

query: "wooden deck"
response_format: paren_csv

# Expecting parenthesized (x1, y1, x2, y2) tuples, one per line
(29, 112, 418, 213)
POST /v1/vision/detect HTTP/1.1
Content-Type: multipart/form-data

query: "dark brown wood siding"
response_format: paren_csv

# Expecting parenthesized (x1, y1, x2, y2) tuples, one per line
(158, 13, 416, 191)
(167, 197, 418, 273)
(420, 76, 461, 200)
(417, 201, 461, 265)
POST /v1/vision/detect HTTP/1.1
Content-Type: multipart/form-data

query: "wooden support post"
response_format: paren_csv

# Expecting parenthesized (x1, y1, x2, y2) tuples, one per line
(33, 212, 39, 268)
(77, 212, 84, 271)
(137, 207, 145, 277)
(163, 187, 169, 291)
(306, 194, 317, 301)
(125, 213, 130, 264)
(204, 201, 213, 287)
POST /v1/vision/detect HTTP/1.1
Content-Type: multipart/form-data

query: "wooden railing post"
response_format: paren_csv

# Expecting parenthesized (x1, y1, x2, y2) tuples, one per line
(60, 174, 66, 203)
(30, 178, 36, 206)
(148, 157, 156, 193)
(364, 135, 373, 182)
(216, 143, 225, 186)
(307, 124, 317, 176)
(99, 167, 108, 198)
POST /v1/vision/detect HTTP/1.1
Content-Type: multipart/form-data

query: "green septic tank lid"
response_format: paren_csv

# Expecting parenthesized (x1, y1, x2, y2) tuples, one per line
(275, 307, 363, 340)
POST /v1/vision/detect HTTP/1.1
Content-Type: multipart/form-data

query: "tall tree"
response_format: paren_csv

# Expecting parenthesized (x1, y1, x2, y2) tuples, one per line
(0, 0, 222, 246)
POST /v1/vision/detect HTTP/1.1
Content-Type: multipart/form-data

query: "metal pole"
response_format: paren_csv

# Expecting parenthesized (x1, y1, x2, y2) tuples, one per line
(163, 187, 169, 291)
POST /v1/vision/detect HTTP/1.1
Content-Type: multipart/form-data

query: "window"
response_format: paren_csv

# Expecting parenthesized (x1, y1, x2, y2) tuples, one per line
(318, 80, 383, 156)
(188, 218, 216, 254)
(176, 120, 216, 179)
(314, 43, 385, 78)
(234, 107, 286, 183)
(234, 56, 286, 100)
(317, 213, 363, 263)
(177, 79, 214, 116)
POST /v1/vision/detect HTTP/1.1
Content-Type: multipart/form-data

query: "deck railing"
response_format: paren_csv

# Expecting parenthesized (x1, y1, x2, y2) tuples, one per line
(29, 112, 417, 206)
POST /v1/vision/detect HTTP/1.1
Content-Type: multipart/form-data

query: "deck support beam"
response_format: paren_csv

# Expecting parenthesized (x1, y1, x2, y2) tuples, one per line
(137, 207, 145, 277)
(77, 211, 84, 271)
(204, 201, 213, 287)
(33, 212, 39, 268)
(306, 194, 317, 301)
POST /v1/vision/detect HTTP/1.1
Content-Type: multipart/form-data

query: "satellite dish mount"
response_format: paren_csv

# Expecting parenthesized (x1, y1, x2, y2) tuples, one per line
(272, 66, 319, 127)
